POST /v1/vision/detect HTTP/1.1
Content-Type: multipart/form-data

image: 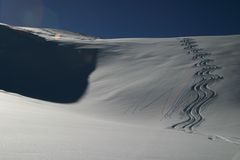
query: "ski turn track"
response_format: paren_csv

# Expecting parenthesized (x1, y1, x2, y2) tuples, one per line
(171, 38, 223, 132)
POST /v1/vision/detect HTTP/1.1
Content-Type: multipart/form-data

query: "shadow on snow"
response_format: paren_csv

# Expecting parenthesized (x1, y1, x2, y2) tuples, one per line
(0, 25, 97, 103)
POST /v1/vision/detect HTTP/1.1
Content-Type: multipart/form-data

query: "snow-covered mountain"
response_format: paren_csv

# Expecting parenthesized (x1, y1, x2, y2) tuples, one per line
(0, 23, 239, 160)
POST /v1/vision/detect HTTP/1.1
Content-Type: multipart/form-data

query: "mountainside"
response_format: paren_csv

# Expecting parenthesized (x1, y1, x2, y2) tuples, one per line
(0, 23, 240, 160)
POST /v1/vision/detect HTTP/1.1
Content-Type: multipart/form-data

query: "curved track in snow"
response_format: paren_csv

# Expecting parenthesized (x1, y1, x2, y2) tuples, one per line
(171, 38, 223, 132)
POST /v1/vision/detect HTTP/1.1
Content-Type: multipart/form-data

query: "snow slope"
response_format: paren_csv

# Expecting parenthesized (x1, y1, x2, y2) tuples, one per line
(0, 23, 239, 160)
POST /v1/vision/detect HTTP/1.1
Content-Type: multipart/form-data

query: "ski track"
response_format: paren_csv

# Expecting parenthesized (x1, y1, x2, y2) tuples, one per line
(171, 38, 223, 132)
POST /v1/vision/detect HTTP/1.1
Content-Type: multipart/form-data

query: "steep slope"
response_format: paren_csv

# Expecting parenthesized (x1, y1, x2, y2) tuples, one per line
(0, 24, 97, 103)
(0, 23, 239, 160)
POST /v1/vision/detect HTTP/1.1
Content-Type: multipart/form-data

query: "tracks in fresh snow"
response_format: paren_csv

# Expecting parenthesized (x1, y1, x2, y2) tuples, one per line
(171, 38, 223, 132)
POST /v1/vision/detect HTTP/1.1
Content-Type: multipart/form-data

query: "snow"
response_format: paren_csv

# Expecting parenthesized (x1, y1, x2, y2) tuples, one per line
(0, 23, 239, 160)
(15, 26, 96, 41)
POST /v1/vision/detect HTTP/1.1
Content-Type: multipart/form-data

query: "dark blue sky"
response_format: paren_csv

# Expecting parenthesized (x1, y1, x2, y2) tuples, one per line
(0, 0, 239, 38)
